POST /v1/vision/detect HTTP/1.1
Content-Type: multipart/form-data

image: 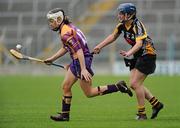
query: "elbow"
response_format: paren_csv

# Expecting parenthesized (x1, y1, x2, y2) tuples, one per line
(136, 41, 143, 48)
(138, 43, 143, 48)
(111, 34, 116, 42)
(136, 40, 143, 46)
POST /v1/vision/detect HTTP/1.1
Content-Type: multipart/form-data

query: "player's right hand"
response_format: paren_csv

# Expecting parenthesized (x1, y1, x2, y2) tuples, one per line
(44, 58, 53, 65)
(93, 46, 101, 54)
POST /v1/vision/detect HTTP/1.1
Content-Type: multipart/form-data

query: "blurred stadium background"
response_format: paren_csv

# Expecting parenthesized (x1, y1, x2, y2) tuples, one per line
(0, 0, 180, 75)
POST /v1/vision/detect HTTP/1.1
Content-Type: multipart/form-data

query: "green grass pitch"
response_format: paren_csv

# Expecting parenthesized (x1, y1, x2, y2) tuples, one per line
(0, 75, 180, 128)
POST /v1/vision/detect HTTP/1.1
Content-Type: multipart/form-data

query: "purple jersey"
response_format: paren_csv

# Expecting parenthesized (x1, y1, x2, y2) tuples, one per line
(60, 24, 91, 59)
(60, 24, 94, 79)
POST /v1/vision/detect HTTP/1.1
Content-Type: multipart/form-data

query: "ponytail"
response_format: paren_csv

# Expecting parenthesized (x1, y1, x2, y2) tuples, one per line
(63, 15, 71, 24)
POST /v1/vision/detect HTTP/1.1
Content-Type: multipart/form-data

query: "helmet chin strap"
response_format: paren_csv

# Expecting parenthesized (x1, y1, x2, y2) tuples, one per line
(119, 13, 128, 23)
(52, 20, 64, 32)
(127, 13, 135, 21)
(52, 27, 60, 31)
(119, 13, 135, 23)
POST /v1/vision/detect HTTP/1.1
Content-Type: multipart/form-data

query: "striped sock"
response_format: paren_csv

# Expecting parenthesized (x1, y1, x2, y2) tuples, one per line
(149, 96, 160, 108)
(138, 105, 146, 115)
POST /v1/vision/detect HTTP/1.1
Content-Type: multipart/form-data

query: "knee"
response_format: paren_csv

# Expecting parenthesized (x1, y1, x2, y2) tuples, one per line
(130, 80, 139, 90)
(84, 90, 94, 98)
(85, 93, 93, 98)
(62, 83, 71, 92)
(86, 94, 93, 98)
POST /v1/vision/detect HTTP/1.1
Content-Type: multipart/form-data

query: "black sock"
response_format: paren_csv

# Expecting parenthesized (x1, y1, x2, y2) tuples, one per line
(100, 84, 119, 95)
(61, 96, 72, 116)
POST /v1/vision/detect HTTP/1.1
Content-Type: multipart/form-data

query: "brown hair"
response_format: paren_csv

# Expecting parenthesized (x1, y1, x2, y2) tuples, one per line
(63, 15, 71, 24)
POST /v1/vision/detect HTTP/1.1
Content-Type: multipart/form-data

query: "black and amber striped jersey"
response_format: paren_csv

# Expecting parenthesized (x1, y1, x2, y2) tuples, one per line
(113, 18, 156, 58)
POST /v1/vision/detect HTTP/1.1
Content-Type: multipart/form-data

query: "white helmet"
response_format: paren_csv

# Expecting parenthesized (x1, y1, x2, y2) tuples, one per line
(47, 8, 65, 31)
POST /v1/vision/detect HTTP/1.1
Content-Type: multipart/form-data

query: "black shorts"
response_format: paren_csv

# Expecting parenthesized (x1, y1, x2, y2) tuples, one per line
(124, 55, 156, 75)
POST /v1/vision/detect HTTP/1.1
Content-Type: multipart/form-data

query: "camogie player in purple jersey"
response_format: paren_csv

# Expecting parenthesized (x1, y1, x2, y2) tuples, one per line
(44, 8, 133, 121)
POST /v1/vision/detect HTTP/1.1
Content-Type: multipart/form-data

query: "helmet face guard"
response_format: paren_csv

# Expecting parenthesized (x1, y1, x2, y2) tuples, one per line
(47, 8, 65, 31)
(117, 3, 136, 23)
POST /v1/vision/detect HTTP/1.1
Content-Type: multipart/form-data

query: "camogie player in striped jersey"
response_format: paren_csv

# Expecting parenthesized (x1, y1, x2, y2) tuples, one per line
(93, 3, 164, 120)
(44, 8, 132, 122)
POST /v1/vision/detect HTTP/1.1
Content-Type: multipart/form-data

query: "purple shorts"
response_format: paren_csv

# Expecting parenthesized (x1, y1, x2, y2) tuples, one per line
(70, 55, 94, 79)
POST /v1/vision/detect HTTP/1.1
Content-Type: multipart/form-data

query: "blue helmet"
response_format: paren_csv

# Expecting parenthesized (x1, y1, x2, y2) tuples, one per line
(117, 3, 136, 17)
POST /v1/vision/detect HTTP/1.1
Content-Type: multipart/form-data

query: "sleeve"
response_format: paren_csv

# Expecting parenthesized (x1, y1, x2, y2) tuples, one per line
(62, 29, 82, 53)
(134, 21, 147, 41)
(112, 23, 123, 35)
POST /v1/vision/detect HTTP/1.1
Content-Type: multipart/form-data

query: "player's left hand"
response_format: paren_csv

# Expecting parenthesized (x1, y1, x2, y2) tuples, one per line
(120, 50, 130, 57)
(81, 69, 92, 82)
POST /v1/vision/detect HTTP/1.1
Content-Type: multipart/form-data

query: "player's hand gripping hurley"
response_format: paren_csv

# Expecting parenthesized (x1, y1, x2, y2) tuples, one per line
(10, 49, 65, 69)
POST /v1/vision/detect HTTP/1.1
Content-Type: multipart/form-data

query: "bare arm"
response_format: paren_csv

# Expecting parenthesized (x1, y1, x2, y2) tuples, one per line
(93, 32, 119, 54)
(127, 40, 142, 56)
(76, 49, 92, 81)
(97, 34, 116, 49)
(76, 49, 86, 70)
(45, 47, 67, 62)
(120, 40, 143, 57)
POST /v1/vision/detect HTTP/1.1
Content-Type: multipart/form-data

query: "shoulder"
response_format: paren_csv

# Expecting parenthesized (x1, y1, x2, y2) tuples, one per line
(133, 18, 146, 29)
(133, 19, 148, 40)
(61, 24, 74, 37)
(61, 24, 76, 42)
(133, 19, 147, 33)
(113, 22, 124, 35)
(115, 22, 123, 29)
